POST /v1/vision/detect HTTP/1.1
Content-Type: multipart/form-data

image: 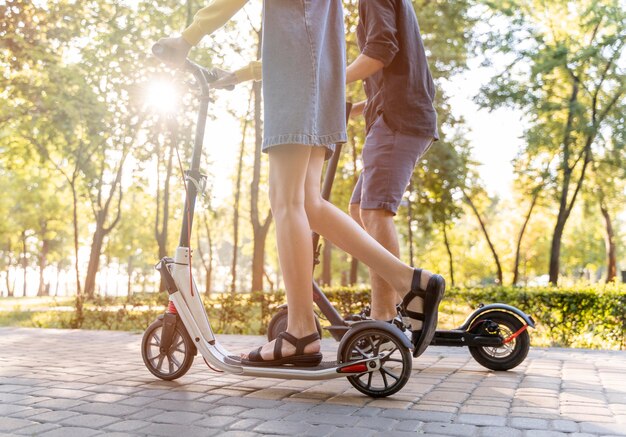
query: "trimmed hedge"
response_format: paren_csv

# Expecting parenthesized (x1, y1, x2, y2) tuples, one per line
(2, 285, 624, 350)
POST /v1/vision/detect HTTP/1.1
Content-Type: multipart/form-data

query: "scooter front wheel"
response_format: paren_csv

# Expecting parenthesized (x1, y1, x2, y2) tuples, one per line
(339, 327, 411, 398)
(142, 317, 195, 380)
(468, 311, 530, 371)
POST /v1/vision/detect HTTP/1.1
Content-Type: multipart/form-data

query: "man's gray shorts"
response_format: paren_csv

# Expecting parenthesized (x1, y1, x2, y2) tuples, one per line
(350, 114, 434, 215)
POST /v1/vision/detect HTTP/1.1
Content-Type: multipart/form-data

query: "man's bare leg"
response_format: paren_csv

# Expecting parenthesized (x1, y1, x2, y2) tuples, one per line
(349, 205, 408, 321)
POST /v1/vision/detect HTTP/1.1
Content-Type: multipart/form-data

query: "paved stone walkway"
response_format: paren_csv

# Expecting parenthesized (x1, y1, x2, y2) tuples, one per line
(0, 327, 625, 436)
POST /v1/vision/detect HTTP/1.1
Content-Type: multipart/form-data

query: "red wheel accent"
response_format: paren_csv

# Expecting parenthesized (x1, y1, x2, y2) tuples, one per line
(502, 324, 528, 344)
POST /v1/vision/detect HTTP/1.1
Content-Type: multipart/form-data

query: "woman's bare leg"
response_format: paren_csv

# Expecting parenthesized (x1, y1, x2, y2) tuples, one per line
(244, 144, 320, 360)
(304, 148, 429, 328)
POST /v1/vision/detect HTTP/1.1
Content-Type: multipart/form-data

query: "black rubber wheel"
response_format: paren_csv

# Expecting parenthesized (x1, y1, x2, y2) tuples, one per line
(142, 318, 195, 380)
(339, 328, 412, 398)
(267, 307, 323, 341)
(468, 312, 530, 371)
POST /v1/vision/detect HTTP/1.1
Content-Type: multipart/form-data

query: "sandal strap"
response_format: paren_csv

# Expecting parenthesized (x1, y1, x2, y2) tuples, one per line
(295, 332, 320, 355)
(273, 335, 286, 360)
(277, 331, 320, 356)
(401, 268, 427, 318)
(411, 268, 423, 292)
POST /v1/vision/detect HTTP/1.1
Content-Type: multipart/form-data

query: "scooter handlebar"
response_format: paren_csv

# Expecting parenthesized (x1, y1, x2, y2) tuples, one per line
(152, 42, 234, 89)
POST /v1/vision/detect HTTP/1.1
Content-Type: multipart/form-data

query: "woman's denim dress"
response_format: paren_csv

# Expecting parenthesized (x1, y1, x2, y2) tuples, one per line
(262, 0, 347, 158)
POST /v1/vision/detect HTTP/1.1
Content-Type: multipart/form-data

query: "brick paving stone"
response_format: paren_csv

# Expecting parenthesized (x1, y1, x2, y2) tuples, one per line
(550, 419, 579, 432)
(149, 410, 205, 424)
(239, 408, 290, 420)
(0, 404, 29, 415)
(39, 426, 102, 437)
(60, 413, 120, 428)
(218, 432, 260, 437)
(283, 412, 361, 427)
(328, 427, 376, 437)
(70, 402, 141, 417)
(194, 415, 238, 428)
(104, 420, 151, 432)
(354, 416, 397, 430)
(147, 399, 213, 413)
(522, 431, 568, 437)
(456, 413, 507, 426)
(276, 401, 314, 412)
(124, 407, 163, 421)
(27, 409, 80, 423)
(101, 433, 138, 437)
(381, 409, 455, 423)
(0, 417, 36, 432)
(303, 424, 337, 436)
(3, 329, 626, 436)
(393, 419, 423, 432)
(140, 423, 219, 437)
(12, 422, 61, 436)
(423, 422, 478, 436)
(254, 420, 313, 435)
(81, 393, 129, 404)
(218, 397, 283, 409)
(229, 418, 263, 430)
(479, 426, 522, 437)
(33, 398, 86, 410)
(579, 422, 626, 435)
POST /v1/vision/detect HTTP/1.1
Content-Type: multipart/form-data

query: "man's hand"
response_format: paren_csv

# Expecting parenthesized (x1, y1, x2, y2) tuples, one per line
(211, 68, 238, 89)
(154, 36, 191, 67)
(346, 54, 384, 84)
(350, 100, 367, 118)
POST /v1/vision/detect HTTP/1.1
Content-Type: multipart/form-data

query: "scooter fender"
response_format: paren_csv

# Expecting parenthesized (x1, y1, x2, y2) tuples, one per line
(156, 313, 198, 355)
(338, 320, 412, 354)
(458, 303, 536, 331)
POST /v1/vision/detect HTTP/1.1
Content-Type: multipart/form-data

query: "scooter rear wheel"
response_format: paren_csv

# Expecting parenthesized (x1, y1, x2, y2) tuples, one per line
(142, 318, 195, 380)
(468, 311, 530, 371)
(339, 328, 411, 398)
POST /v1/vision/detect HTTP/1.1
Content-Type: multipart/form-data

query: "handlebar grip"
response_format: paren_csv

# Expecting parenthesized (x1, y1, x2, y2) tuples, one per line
(152, 42, 180, 64)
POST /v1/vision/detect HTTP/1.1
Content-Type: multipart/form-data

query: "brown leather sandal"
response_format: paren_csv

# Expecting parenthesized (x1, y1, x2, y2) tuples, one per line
(241, 332, 323, 367)
(401, 268, 446, 358)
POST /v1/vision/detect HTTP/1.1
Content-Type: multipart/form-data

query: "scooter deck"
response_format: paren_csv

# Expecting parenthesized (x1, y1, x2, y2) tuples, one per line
(224, 355, 341, 371)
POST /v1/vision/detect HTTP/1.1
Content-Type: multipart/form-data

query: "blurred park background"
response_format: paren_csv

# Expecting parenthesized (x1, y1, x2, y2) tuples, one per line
(1, 0, 625, 348)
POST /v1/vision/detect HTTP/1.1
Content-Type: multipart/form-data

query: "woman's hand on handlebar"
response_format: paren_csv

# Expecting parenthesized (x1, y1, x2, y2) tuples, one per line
(211, 68, 238, 89)
(154, 36, 191, 67)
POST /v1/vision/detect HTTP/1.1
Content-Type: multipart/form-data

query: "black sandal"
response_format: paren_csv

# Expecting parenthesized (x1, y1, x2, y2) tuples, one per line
(241, 332, 323, 367)
(400, 268, 446, 358)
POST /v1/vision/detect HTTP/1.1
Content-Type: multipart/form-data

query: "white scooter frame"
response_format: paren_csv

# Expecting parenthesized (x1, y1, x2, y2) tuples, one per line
(141, 44, 413, 398)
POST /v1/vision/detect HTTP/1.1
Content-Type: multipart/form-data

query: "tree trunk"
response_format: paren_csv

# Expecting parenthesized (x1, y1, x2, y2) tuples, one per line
(549, 79, 580, 284)
(600, 201, 617, 282)
(442, 221, 455, 287)
(155, 126, 174, 292)
(231, 108, 249, 295)
(127, 255, 133, 298)
(513, 190, 539, 285)
(69, 180, 82, 297)
(321, 240, 332, 286)
(463, 191, 503, 284)
(195, 212, 214, 297)
(84, 223, 106, 298)
(5, 238, 14, 297)
(250, 44, 273, 293)
(21, 230, 27, 297)
(37, 237, 49, 297)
